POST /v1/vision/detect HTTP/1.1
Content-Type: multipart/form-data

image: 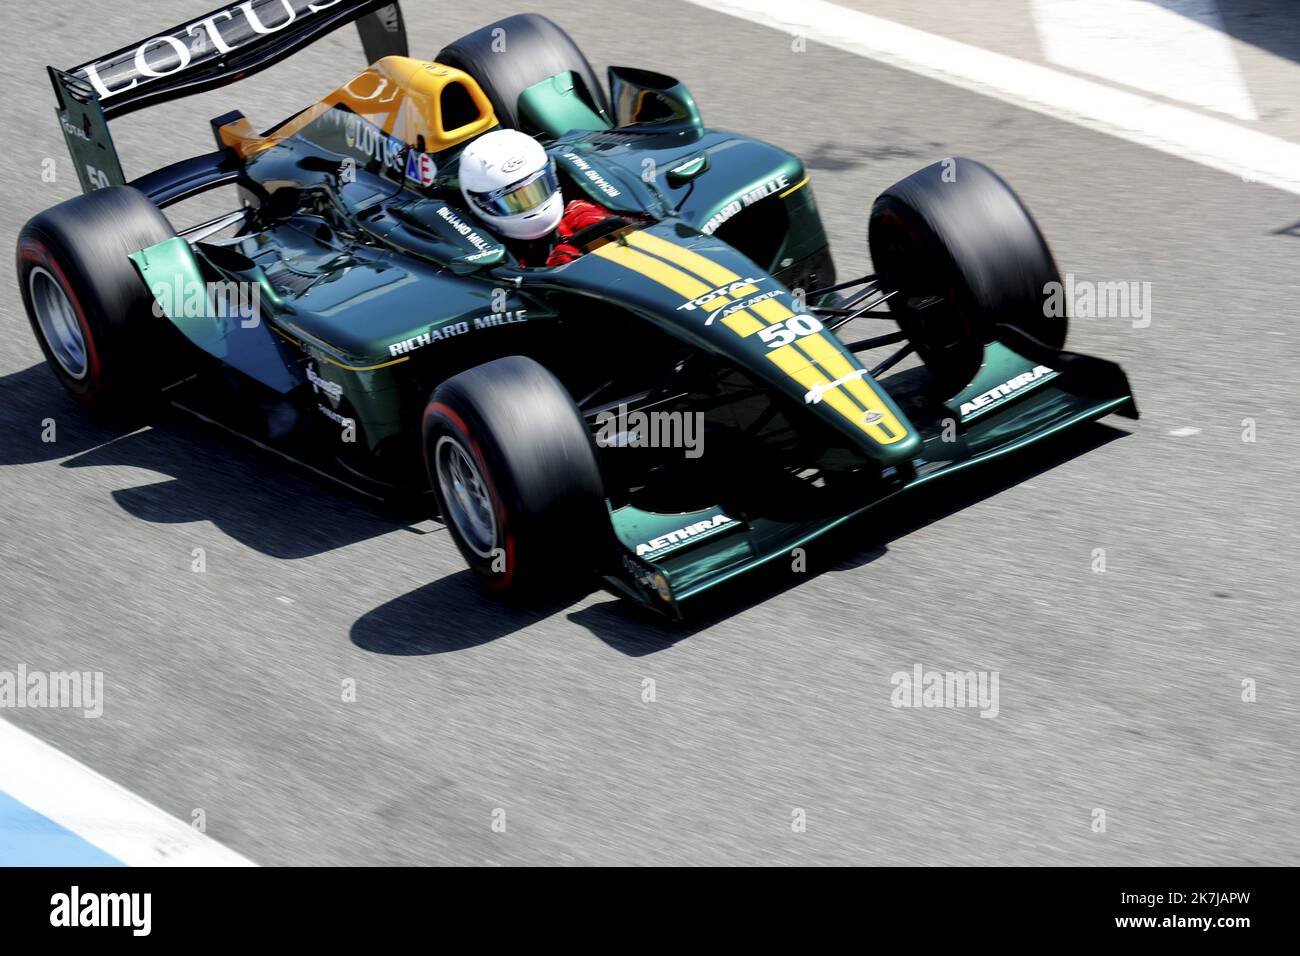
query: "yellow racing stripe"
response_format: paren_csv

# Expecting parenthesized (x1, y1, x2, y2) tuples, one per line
(795, 335, 909, 444)
(721, 312, 764, 336)
(282, 323, 411, 371)
(748, 298, 795, 325)
(625, 231, 740, 286)
(767, 344, 866, 432)
(778, 175, 809, 198)
(598, 236, 765, 335)
(592, 242, 713, 300)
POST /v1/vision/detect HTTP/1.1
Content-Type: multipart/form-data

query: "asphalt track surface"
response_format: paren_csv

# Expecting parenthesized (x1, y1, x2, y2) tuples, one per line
(1, 1, 1298, 865)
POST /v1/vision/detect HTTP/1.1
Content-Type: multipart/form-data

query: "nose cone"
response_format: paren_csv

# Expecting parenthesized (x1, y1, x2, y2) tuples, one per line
(552, 222, 920, 463)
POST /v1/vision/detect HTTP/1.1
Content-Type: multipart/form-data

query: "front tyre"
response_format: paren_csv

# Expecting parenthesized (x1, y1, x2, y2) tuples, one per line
(869, 158, 1066, 397)
(422, 355, 608, 597)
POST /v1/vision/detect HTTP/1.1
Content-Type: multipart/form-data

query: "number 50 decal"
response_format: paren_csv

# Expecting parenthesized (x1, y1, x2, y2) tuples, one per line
(758, 313, 823, 348)
(84, 165, 111, 190)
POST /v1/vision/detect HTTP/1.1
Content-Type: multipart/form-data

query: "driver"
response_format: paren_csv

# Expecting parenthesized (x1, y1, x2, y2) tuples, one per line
(458, 129, 613, 267)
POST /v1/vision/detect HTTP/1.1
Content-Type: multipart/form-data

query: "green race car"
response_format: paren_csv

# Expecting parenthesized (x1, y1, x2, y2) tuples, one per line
(17, 0, 1136, 618)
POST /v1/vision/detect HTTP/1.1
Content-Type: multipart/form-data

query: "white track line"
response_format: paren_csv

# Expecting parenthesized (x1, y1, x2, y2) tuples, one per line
(0, 718, 255, 866)
(1033, 0, 1257, 121)
(687, 0, 1300, 196)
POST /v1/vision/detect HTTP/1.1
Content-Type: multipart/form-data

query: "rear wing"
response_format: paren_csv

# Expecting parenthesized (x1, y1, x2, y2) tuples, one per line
(49, 0, 407, 195)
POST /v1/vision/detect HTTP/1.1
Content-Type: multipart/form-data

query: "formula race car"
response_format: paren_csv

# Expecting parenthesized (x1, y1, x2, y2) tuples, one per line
(18, 0, 1137, 618)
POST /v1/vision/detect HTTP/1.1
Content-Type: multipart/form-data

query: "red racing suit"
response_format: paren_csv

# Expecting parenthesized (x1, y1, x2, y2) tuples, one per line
(544, 199, 615, 266)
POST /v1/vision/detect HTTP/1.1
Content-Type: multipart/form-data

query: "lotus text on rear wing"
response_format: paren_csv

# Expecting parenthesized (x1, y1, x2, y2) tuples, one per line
(78, 0, 350, 100)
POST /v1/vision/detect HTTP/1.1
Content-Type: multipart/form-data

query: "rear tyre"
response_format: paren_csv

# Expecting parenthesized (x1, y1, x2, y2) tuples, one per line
(868, 157, 1067, 397)
(422, 355, 608, 597)
(16, 186, 178, 412)
(437, 13, 609, 131)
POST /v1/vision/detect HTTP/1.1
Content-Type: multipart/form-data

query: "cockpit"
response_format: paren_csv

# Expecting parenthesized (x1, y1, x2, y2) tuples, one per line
(213, 56, 646, 273)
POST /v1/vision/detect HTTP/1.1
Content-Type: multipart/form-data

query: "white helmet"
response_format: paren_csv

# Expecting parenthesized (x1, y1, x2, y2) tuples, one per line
(458, 129, 563, 241)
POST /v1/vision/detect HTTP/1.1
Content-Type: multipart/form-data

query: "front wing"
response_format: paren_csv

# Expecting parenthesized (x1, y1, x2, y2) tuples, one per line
(602, 333, 1137, 619)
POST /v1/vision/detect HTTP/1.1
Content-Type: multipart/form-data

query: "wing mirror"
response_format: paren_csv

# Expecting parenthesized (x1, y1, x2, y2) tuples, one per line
(607, 66, 703, 135)
(666, 153, 710, 187)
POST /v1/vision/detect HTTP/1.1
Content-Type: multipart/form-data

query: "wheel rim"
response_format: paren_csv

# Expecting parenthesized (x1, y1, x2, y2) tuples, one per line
(29, 266, 88, 380)
(433, 435, 498, 559)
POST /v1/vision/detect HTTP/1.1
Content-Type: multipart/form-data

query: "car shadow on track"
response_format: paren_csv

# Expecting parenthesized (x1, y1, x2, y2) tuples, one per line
(70, 424, 415, 560)
(351, 419, 1132, 657)
(0, 362, 417, 560)
(568, 420, 1132, 655)
(0, 363, 138, 465)
(6, 360, 1133, 654)
(350, 570, 583, 655)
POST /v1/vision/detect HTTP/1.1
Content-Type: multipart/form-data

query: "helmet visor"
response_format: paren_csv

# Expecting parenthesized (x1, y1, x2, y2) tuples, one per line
(467, 160, 560, 219)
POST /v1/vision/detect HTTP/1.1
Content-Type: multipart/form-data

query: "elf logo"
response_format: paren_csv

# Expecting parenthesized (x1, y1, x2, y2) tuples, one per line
(676, 278, 764, 312)
(636, 513, 735, 557)
(306, 362, 343, 401)
(959, 365, 1054, 417)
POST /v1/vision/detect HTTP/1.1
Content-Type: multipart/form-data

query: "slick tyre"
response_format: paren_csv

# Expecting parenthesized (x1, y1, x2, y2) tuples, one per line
(17, 186, 179, 414)
(868, 157, 1067, 397)
(437, 13, 609, 130)
(422, 355, 607, 598)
